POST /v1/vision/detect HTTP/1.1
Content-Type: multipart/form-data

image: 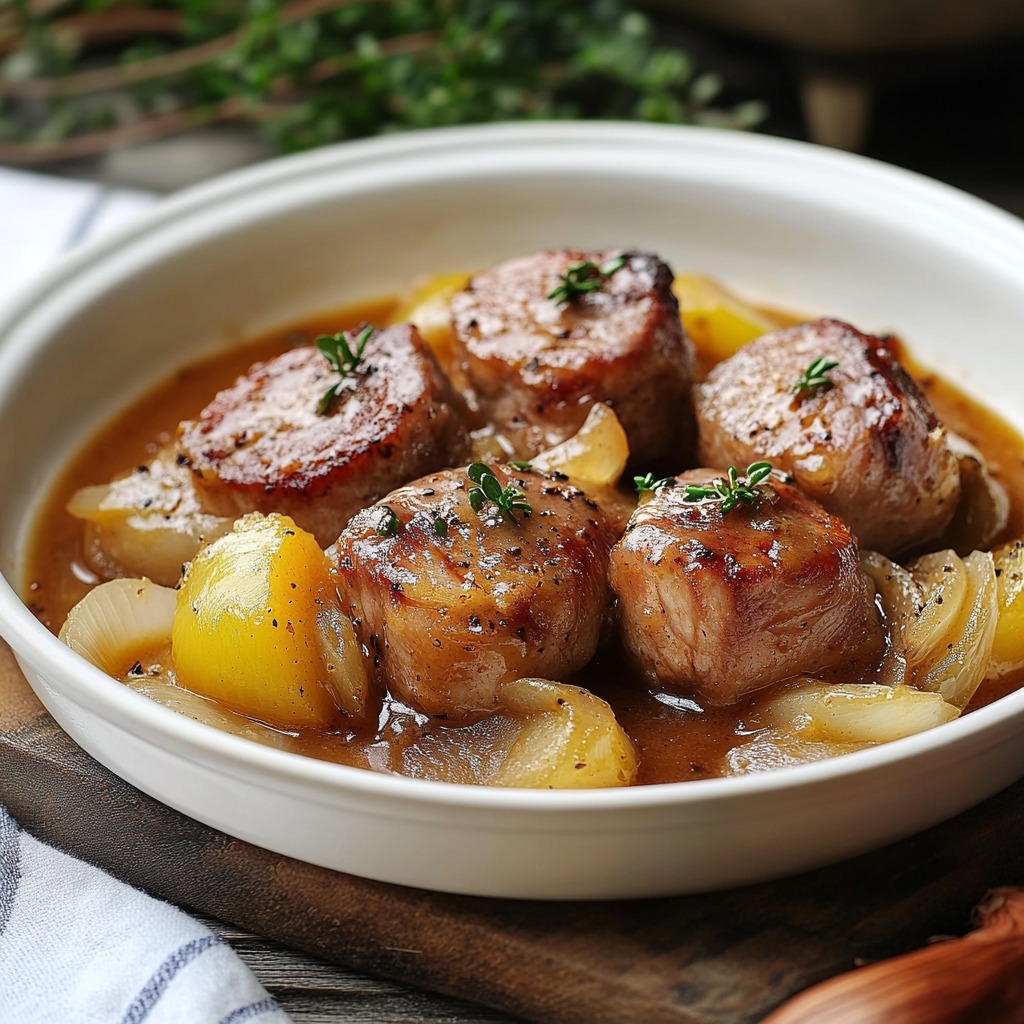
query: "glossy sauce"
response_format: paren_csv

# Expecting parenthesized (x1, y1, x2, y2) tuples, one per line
(24, 301, 1024, 785)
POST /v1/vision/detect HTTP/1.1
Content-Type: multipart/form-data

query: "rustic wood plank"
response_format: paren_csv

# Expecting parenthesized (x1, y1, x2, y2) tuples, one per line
(3, 640, 1024, 1024)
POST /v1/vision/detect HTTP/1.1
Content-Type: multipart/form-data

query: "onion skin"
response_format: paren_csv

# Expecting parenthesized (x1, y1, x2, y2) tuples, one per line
(762, 888, 1024, 1024)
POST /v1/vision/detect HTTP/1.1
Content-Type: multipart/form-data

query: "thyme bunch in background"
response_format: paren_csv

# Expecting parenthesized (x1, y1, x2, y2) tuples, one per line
(0, 0, 765, 164)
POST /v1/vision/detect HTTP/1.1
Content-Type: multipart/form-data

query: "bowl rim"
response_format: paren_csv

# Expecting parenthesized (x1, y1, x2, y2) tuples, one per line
(3, 119, 1024, 816)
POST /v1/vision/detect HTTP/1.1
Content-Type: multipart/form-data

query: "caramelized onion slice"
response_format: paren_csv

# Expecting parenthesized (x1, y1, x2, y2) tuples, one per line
(59, 577, 176, 677)
(726, 732, 866, 776)
(766, 681, 960, 744)
(488, 678, 638, 789)
(941, 433, 1010, 556)
(399, 679, 638, 788)
(126, 677, 302, 752)
(67, 445, 231, 587)
(530, 402, 630, 487)
(912, 551, 997, 709)
(863, 548, 997, 710)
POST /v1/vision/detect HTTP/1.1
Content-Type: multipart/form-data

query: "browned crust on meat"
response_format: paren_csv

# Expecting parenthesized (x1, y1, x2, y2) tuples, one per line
(450, 249, 696, 467)
(610, 470, 884, 705)
(330, 466, 616, 719)
(695, 318, 960, 555)
(177, 324, 469, 545)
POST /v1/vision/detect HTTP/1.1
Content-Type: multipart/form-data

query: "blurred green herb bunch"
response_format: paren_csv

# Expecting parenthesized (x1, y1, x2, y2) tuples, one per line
(0, 0, 765, 163)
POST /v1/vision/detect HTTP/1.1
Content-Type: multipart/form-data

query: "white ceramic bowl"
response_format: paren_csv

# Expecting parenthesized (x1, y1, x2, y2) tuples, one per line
(3, 123, 1024, 900)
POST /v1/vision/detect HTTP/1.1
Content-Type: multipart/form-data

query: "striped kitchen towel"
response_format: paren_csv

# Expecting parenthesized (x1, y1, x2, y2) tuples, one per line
(0, 803, 291, 1023)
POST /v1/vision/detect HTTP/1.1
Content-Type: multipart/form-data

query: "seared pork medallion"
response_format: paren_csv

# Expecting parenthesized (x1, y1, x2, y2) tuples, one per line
(695, 318, 961, 556)
(610, 467, 885, 705)
(450, 249, 695, 466)
(178, 323, 469, 546)
(330, 464, 617, 720)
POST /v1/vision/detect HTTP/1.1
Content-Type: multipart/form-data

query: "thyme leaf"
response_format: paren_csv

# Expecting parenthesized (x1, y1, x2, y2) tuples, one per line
(375, 504, 400, 538)
(548, 255, 628, 306)
(633, 472, 673, 496)
(467, 462, 532, 526)
(682, 462, 774, 514)
(793, 355, 840, 395)
(316, 325, 374, 414)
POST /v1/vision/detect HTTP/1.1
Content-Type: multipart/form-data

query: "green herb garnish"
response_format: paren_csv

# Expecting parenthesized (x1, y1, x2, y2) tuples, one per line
(375, 505, 400, 538)
(793, 355, 840, 395)
(315, 325, 374, 414)
(467, 462, 533, 525)
(0, 6, 764, 165)
(682, 462, 774, 514)
(548, 255, 628, 306)
(433, 516, 449, 538)
(633, 472, 673, 496)
(507, 460, 533, 472)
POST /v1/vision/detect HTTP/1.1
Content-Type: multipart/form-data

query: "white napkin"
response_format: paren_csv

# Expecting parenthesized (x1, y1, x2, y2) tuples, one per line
(0, 803, 291, 1023)
(0, 168, 291, 1023)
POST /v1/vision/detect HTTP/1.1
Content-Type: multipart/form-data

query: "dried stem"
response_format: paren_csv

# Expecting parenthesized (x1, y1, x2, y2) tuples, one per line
(0, 29, 437, 164)
(0, 0, 388, 98)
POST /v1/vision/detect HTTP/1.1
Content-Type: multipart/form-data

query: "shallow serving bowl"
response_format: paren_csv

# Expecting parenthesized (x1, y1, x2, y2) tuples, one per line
(2, 123, 1024, 900)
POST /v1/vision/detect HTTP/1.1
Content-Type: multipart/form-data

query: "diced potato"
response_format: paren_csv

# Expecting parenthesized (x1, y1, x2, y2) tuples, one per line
(386, 271, 470, 360)
(172, 513, 372, 730)
(989, 539, 1024, 677)
(672, 272, 784, 366)
(530, 402, 629, 487)
(488, 678, 638, 789)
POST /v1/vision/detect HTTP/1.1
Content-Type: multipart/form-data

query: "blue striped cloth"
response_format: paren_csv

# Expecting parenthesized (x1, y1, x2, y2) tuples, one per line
(0, 803, 291, 1023)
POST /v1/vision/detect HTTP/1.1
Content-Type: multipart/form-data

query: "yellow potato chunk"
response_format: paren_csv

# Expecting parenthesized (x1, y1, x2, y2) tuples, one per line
(672, 272, 784, 366)
(989, 539, 1024, 677)
(386, 271, 470, 360)
(173, 512, 371, 730)
(530, 402, 629, 487)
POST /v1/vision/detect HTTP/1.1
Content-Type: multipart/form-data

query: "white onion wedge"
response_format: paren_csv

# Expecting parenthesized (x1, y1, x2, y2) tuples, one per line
(59, 577, 176, 677)
(125, 677, 301, 751)
(942, 432, 1010, 556)
(766, 682, 960, 744)
(397, 678, 637, 788)
(67, 445, 231, 587)
(914, 551, 997, 708)
(726, 732, 866, 776)
(488, 678, 637, 789)
(530, 403, 629, 487)
(863, 548, 997, 710)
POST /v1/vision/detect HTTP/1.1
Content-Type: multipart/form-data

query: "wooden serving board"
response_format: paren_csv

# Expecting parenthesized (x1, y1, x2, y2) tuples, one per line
(2, 638, 1022, 1024)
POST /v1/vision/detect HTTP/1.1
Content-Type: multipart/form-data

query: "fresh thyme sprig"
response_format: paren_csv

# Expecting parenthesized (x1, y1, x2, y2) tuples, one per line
(467, 462, 532, 526)
(315, 325, 374, 414)
(0, 3, 766, 167)
(375, 504, 400, 537)
(793, 355, 839, 395)
(682, 462, 774, 514)
(633, 472, 673, 496)
(548, 255, 628, 306)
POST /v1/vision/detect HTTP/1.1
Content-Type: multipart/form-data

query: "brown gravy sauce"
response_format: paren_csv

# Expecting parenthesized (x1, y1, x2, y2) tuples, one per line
(24, 300, 1024, 786)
